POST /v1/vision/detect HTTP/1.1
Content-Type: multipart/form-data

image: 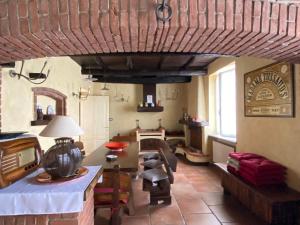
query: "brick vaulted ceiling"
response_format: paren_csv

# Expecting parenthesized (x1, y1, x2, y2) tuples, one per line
(1, 0, 300, 64)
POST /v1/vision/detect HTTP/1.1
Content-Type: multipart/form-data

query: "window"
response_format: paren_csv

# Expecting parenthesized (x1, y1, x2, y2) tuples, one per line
(217, 68, 236, 138)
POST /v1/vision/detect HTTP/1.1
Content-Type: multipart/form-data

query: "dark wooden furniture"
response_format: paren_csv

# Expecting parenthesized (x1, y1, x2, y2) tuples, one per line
(143, 149, 174, 205)
(215, 163, 300, 225)
(94, 165, 134, 225)
(82, 142, 139, 172)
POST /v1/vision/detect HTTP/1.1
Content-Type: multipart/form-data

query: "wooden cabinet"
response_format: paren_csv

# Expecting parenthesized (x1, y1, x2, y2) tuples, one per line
(215, 163, 300, 225)
(80, 96, 109, 155)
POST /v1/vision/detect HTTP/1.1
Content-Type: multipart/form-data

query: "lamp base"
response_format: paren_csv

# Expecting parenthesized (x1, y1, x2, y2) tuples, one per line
(42, 137, 83, 179)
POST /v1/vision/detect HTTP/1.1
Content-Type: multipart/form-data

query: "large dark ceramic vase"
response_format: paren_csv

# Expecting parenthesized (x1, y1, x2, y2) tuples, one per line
(42, 137, 83, 179)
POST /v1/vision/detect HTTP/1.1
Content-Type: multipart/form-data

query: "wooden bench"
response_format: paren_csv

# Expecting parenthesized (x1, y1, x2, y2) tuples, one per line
(215, 163, 300, 225)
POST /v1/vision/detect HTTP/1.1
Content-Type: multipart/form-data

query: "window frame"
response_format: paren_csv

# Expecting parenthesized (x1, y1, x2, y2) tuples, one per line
(217, 68, 236, 138)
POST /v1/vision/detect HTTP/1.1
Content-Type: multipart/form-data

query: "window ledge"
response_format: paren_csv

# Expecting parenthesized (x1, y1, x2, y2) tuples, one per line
(209, 134, 237, 147)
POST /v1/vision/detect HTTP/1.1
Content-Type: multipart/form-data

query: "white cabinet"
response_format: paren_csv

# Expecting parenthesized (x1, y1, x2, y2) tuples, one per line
(80, 96, 109, 155)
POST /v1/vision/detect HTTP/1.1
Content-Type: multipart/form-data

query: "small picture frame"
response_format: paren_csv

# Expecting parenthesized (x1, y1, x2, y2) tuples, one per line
(146, 95, 153, 104)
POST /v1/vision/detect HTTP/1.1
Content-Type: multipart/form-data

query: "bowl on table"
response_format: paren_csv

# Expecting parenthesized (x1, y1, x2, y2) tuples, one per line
(105, 142, 128, 152)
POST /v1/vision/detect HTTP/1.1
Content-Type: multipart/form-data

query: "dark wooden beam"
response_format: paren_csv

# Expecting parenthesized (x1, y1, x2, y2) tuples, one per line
(93, 76, 192, 84)
(0, 62, 15, 68)
(73, 52, 225, 58)
(126, 56, 133, 70)
(182, 56, 195, 70)
(158, 56, 167, 70)
(82, 69, 207, 76)
(94, 56, 107, 70)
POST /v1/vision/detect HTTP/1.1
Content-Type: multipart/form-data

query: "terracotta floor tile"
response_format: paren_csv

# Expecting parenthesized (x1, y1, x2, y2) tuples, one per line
(176, 196, 211, 215)
(184, 213, 221, 225)
(150, 206, 184, 225)
(171, 183, 198, 199)
(209, 202, 267, 225)
(199, 192, 229, 206)
(122, 215, 150, 225)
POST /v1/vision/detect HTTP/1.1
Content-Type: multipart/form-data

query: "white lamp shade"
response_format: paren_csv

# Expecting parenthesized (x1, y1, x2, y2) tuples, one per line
(39, 116, 84, 137)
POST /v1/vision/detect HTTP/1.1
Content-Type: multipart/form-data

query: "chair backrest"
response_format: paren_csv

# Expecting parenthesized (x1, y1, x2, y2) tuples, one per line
(158, 141, 177, 172)
(111, 165, 121, 225)
(74, 141, 85, 156)
(159, 149, 174, 184)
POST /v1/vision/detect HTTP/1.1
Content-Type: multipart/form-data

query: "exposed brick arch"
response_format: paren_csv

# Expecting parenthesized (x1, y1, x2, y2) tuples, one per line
(32, 87, 67, 117)
(0, 1, 300, 63)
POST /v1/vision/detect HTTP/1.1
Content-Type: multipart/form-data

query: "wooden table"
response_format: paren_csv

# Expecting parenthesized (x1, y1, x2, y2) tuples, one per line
(82, 142, 139, 172)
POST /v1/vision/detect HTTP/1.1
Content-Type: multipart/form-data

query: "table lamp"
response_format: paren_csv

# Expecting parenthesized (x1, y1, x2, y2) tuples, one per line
(39, 115, 84, 179)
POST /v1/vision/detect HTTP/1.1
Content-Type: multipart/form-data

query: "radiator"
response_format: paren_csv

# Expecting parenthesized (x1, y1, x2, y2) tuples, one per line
(212, 141, 235, 163)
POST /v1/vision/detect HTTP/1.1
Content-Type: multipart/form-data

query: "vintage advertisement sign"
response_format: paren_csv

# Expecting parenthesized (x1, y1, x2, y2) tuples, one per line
(244, 62, 294, 117)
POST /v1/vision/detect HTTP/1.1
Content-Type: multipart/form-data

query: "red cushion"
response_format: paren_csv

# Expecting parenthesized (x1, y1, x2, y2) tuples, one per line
(239, 169, 285, 182)
(240, 158, 286, 173)
(240, 171, 285, 187)
(227, 165, 239, 176)
(229, 152, 264, 161)
(239, 167, 285, 178)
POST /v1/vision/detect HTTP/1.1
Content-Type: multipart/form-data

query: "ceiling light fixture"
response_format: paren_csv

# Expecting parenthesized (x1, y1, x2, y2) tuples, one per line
(9, 60, 49, 85)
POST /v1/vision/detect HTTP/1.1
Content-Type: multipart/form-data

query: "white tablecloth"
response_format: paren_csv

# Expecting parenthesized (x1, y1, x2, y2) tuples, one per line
(0, 166, 102, 215)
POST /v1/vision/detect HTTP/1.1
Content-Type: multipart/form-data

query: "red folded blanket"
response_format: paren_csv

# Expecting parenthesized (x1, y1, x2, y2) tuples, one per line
(229, 152, 264, 161)
(239, 158, 286, 174)
(227, 165, 239, 176)
(239, 166, 285, 178)
(240, 171, 285, 187)
(239, 169, 285, 183)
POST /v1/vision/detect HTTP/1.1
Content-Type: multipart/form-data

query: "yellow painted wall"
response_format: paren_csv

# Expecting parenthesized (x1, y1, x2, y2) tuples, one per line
(93, 83, 187, 138)
(187, 76, 207, 121)
(207, 56, 300, 191)
(236, 56, 300, 191)
(1, 57, 89, 150)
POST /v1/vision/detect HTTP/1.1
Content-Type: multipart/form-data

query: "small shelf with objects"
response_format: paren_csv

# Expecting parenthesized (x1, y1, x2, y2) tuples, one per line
(137, 84, 164, 112)
(31, 87, 67, 126)
(137, 106, 164, 112)
(175, 115, 210, 163)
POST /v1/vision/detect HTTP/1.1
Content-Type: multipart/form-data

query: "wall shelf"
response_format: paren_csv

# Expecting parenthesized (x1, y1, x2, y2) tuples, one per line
(137, 106, 164, 112)
(31, 120, 51, 126)
(179, 119, 209, 128)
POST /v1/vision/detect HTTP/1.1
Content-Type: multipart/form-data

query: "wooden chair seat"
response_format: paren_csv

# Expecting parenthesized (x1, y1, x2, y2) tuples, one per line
(94, 191, 130, 205)
(94, 167, 135, 223)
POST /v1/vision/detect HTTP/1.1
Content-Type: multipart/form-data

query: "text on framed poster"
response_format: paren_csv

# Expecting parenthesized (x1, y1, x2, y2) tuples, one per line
(244, 62, 294, 117)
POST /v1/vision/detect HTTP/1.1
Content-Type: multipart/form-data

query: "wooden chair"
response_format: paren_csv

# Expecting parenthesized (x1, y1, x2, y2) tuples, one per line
(142, 149, 174, 205)
(94, 165, 135, 225)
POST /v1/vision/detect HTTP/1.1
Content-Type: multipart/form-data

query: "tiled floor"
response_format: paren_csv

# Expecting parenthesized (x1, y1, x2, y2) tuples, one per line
(96, 156, 268, 225)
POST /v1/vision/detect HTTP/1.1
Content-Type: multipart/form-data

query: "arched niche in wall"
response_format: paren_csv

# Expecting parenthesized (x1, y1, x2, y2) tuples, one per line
(31, 87, 67, 126)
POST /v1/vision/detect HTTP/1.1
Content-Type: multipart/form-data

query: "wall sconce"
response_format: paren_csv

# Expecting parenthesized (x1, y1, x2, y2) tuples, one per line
(9, 60, 49, 85)
(72, 87, 90, 100)
(113, 87, 129, 102)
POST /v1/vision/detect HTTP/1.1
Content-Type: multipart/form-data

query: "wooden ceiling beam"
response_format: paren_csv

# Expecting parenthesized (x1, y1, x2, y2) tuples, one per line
(93, 76, 192, 84)
(75, 52, 224, 58)
(182, 56, 196, 70)
(94, 56, 108, 70)
(82, 68, 207, 76)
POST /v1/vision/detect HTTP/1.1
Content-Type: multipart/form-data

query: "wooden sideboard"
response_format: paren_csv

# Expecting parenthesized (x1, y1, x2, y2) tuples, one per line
(215, 163, 300, 225)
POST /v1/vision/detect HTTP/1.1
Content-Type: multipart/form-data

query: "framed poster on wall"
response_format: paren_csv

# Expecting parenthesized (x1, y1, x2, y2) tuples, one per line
(244, 62, 295, 117)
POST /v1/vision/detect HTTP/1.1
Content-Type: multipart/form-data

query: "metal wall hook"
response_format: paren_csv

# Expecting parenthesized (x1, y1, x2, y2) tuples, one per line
(156, 0, 172, 22)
